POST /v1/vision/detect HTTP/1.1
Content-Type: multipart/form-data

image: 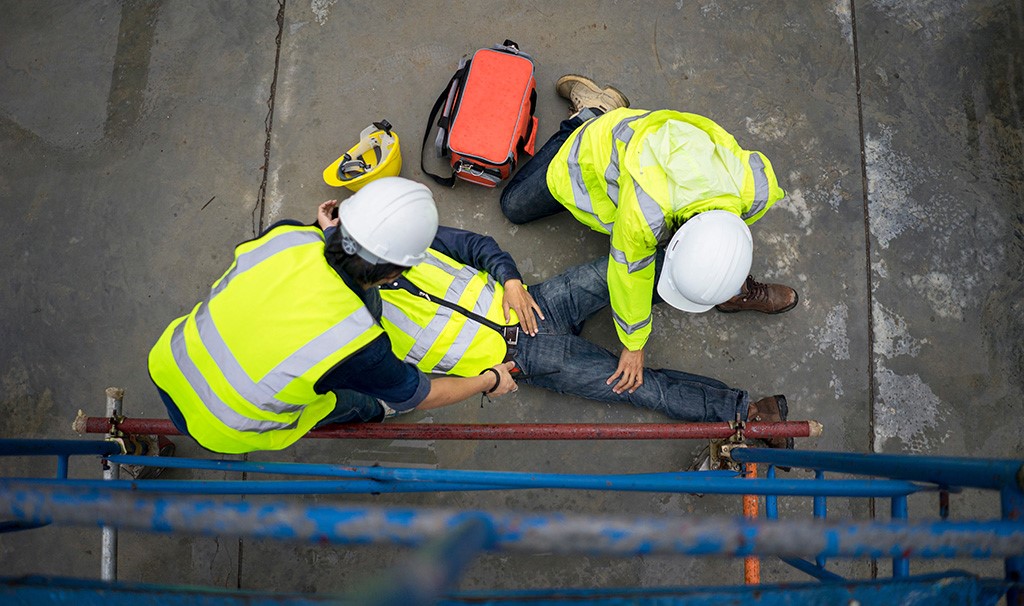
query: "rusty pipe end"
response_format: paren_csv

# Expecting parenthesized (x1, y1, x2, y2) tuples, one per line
(806, 420, 824, 438)
(72, 409, 88, 434)
(105, 387, 125, 400)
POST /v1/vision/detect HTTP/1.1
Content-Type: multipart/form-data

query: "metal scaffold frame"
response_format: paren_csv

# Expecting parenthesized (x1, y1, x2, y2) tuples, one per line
(0, 388, 1021, 605)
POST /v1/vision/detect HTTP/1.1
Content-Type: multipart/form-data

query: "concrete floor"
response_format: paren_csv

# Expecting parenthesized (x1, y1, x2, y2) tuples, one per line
(0, 0, 1021, 595)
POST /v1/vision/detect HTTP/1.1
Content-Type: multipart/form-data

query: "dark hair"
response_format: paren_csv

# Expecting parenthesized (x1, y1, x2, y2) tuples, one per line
(324, 229, 407, 285)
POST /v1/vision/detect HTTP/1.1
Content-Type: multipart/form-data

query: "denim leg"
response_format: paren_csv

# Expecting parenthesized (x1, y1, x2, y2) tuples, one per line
(315, 389, 384, 427)
(500, 113, 592, 224)
(529, 256, 611, 335)
(513, 333, 749, 423)
(156, 385, 190, 435)
(529, 250, 664, 336)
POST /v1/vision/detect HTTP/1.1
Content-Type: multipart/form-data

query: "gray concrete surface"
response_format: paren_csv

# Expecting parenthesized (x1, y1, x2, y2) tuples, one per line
(0, 0, 1021, 596)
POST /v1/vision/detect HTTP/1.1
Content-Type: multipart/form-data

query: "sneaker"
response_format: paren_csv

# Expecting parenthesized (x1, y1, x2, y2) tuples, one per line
(555, 74, 630, 116)
(715, 275, 799, 314)
(747, 395, 793, 449)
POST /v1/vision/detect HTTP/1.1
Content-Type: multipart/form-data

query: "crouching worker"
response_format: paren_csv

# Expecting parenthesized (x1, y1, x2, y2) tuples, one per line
(500, 75, 799, 397)
(147, 177, 516, 454)
(378, 225, 793, 448)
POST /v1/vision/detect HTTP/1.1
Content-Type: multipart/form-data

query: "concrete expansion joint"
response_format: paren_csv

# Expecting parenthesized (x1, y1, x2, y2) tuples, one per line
(253, 0, 287, 237)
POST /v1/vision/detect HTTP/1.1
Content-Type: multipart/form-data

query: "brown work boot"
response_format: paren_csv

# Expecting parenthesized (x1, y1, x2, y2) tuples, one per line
(747, 395, 793, 449)
(715, 275, 799, 314)
(555, 74, 630, 116)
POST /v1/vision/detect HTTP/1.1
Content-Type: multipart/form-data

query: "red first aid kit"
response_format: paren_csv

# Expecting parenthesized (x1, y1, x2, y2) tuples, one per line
(422, 40, 538, 188)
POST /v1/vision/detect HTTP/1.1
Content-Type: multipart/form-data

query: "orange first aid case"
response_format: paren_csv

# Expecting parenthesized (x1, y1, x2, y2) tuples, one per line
(422, 40, 538, 188)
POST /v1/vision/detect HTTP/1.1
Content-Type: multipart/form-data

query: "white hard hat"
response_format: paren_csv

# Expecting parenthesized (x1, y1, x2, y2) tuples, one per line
(656, 210, 753, 313)
(336, 176, 439, 266)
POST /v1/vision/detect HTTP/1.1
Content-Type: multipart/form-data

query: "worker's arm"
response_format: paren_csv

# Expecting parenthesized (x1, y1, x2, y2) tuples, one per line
(431, 226, 543, 335)
(417, 362, 517, 410)
(316, 334, 516, 413)
(605, 222, 658, 394)
(429, 226, 523, 283)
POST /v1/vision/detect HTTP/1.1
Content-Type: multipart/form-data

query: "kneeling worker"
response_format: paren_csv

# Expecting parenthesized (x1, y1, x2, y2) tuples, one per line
(500, 75, 799, 396)
(148, 177, 517, 454)
(377, 225, 793, 448)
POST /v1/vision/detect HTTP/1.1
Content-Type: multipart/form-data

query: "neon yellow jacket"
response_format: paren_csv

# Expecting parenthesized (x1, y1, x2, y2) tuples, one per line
(148, 225, 382, 453)
(546, 108, 785, 350)
(380, 248, 517, 377)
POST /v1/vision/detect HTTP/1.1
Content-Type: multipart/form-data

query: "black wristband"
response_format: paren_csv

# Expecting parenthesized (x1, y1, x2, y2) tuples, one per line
(479, 368, 501, 394)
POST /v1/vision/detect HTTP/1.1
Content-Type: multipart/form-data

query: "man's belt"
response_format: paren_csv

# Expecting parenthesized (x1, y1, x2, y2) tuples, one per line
(501, 326, 520, 347)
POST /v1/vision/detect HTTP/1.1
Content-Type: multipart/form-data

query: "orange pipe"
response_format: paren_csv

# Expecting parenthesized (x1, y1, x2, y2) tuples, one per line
(743, 462, 760, 584)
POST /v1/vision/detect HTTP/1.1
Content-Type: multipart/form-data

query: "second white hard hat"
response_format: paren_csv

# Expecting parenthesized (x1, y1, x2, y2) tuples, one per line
(656, 210, 753, 313)
(336, 176, 439, 266)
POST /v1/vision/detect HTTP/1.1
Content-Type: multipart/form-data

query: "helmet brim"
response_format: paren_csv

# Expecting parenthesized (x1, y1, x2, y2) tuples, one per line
(656, 269, 715, 313)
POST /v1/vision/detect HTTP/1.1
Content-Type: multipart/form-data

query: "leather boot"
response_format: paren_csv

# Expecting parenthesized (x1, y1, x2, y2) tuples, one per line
(715, 275, 799, 314)
(747, 395, 793, 449)
(555, 74, 630, 116)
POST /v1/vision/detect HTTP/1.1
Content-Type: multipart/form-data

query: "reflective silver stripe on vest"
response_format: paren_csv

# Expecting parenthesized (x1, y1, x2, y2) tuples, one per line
(604, 112, 652, 205)
(421, 255, 498, 318)
(431, 319, 484, 373)
(210, 230, 323, 300)
(383, 257, 500, 373)
(742, 153, 770, 220)
(186, 301, 378, 421)
(383, 295, 486, 374)
(382, 300, 432, 363)
(170, 227, 378, 430)
(609, 245, 656, 274)
(194, 305, 303, 415)
(632, 178, 667, 243)
(389, 259, 472, 366)
(170, 321, 296, 433)
(612, 310, 652, 335)
(567, 121, 614, 232)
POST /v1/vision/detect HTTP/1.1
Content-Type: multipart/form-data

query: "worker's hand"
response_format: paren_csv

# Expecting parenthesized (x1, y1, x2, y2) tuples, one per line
(486, 361, 519, 397)
(317, 200, 340, 230)
(607, 347, 644, 394)
(502, 279, 544, 336)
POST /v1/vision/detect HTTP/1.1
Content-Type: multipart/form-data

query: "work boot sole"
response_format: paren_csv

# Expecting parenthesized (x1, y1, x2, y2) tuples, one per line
(555, 74, 630, 108)
(715, 290, 800, 315)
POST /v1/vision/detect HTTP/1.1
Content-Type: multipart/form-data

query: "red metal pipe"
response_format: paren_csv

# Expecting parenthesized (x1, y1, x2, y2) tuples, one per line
(78, 416, 819, 440)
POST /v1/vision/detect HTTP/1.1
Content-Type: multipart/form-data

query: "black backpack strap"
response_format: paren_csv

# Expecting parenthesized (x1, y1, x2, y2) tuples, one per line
(421, 62, 469, 188)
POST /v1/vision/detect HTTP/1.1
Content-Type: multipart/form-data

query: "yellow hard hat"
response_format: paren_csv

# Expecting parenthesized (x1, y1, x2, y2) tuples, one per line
(323, 120, 402, 191)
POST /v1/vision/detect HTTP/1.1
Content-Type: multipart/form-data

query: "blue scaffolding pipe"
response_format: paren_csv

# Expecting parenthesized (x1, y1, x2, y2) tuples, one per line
(109, 454, 741, 480)
(731, 448, 1024, 491)
(892, 495, 910, 577)
(778, 557, 846, 582)
(2, 481, 1023, 560)
(9, 471, 931, 498)
(1002, 487, 1024, 605)
(99, 454, 933, 497)
(0, 439, 121, 457)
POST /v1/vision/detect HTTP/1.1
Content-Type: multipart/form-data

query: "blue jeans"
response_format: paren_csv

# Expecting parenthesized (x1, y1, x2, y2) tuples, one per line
(500, 110, 599, 224)
(510, 257, 750, 422)
(315, 390, 384, 426)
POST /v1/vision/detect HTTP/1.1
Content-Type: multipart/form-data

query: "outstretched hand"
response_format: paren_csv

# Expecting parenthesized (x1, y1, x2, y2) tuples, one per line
(502, 279, 544, 336)
(607, 347, 645, 394)
(317, 200, 340, 230)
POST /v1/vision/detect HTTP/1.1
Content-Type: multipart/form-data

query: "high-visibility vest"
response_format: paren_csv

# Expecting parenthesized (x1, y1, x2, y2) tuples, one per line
(148, 225, 383, 454)
(546, 108, 785, 350)
(380, 249, 518, 377)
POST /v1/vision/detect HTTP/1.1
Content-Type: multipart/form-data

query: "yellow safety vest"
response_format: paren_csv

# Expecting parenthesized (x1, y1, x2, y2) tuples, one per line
(148, 225, 383, 454)
(546, 108, 785, 350)
(380, 248, 518, 377)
